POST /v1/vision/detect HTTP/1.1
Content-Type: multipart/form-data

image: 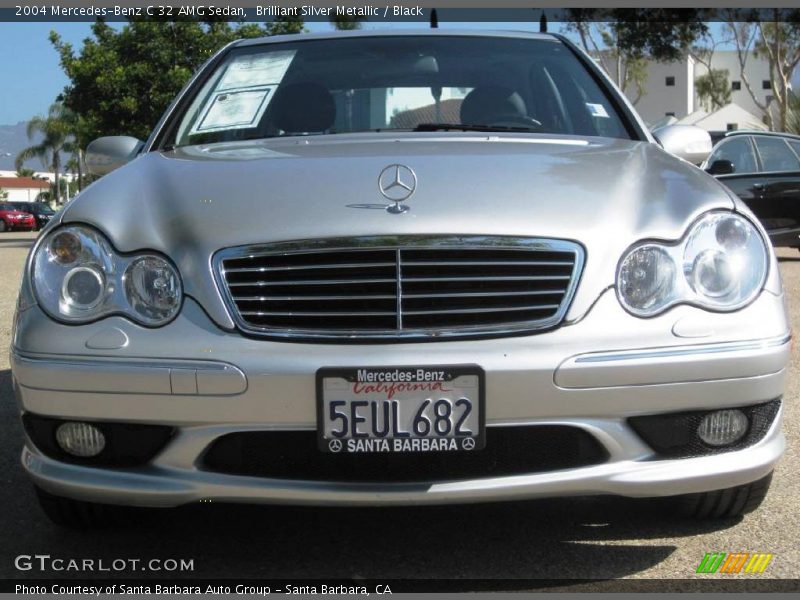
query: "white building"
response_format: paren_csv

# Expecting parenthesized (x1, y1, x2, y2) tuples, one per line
(0, 170, 76, 184)
(0, 175, 50, 202)
(613, 51, 775, 131)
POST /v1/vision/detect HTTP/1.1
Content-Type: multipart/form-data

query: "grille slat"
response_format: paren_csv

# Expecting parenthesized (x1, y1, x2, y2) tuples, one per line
(404, 304, 561, 316)
(216, 236, 583, 340)
(403, 290, 566, 299)
(402, 260, 575, 267)
(226, 262, 396, 273)
(227, 278, 397, 287)
(233, 294, 397, 301)
(241, 310, 398, 317)
(402, 275, 572, 282)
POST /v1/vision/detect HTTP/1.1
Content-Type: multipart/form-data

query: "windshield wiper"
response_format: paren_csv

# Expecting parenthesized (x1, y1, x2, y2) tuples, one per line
(413, 123, 540, 133)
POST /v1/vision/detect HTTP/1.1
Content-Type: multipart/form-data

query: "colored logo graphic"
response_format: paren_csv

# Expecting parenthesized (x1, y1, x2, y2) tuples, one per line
(696, 552, 774, 574)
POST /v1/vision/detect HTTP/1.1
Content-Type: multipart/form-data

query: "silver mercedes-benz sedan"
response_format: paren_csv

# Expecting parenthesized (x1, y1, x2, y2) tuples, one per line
(11, 30, 789, 527)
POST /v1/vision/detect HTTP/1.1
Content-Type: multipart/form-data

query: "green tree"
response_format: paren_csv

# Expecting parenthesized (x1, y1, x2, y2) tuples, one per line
(50, 18, 304, 145)
(0, 188, 7, 201)
(564, 12, 707, 106)
(724, 10, 800, 131)
(565, 11, 707, 61)
(695, 68, 732, 112)
(330, 14, 364, 30)
(15, 103, 77, 206)
(15, 167, 35, 178)
(786, 91, 800, 135)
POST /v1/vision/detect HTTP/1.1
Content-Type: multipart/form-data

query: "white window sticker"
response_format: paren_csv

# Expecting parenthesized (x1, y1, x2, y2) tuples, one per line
(218, 51, 296, 91)
(196, 88, 272, 132)
(586, 103, 610, 118)
(188, 50, 296, 135)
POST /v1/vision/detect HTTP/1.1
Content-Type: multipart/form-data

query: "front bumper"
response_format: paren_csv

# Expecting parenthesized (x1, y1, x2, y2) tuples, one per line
(11, 287, 790, 507)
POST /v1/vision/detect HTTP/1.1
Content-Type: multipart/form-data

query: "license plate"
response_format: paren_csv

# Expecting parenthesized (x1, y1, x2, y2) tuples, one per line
(316, 365, 485, 453)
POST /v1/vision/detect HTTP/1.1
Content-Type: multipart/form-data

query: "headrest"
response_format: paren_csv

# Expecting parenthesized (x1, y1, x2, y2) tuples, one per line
(270, 82, 336, 133)
(460, 86, 527, 124)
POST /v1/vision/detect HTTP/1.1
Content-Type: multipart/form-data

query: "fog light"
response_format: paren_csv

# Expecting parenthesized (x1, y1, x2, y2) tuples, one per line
(697, 410, 748, 446)
(55, 422, 106, 457)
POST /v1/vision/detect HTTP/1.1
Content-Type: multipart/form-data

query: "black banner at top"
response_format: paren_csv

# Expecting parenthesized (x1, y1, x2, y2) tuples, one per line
(2, 5, 800, 23)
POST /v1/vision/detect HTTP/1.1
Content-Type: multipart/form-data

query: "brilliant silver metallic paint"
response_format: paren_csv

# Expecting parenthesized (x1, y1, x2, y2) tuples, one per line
(11, 30, 789, 508)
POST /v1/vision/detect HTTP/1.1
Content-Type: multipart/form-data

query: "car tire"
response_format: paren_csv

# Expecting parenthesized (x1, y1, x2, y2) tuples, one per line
(34, 486, 131, 529)
(0, 220, 6, 232)
(673, 472, 773, 519)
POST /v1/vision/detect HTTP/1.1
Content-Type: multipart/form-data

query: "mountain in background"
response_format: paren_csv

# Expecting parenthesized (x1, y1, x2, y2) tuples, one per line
(0, 121, 43, 171)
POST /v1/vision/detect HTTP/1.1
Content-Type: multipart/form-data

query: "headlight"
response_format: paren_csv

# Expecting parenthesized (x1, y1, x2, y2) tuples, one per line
(32, 225, 182, 326)
(617, 212, 768, 317)
(124, 256, 182, 325)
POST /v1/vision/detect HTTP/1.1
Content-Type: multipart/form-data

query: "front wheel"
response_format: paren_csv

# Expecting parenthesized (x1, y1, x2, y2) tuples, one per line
(0, 220, 7, 232)
(34, 486, 133, 529)
(671, 472, 773, 519)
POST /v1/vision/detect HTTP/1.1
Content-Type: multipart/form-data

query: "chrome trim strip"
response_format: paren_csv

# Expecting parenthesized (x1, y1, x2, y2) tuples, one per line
(404, 289, 566, 299)
(395, 248, 403, 330)
(403, 260, 575, 267)
(212, 235, 585, 341)
(227, 278, 396, 287)
(574, 334, 792, 364)
(226, 262, 396, 273)
(403, 275, 571, 282)
(233, 294, 397, 301)
(404, 304, 560, 316)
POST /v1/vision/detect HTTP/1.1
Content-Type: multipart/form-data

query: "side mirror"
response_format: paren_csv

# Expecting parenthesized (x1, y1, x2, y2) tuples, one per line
(652, 124, 712, 166)
(85, 136, 143, 176)
(706, 159, 735, 176)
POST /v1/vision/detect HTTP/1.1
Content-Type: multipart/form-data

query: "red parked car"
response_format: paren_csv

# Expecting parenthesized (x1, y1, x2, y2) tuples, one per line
(0, 203, 36, 232)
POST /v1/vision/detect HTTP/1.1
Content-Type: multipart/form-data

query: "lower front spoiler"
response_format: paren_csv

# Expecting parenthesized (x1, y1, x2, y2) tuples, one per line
(23, 427, 785, 508)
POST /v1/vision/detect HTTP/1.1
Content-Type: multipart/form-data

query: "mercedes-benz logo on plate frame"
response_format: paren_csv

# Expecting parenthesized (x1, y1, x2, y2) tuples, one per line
(378, 164, 417, 213)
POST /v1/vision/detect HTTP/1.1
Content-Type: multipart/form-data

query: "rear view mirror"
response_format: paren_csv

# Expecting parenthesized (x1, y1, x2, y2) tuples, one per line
(706, 160, 735, 175)
(85, 136, 143, 176)
(652, 125, 712, 165)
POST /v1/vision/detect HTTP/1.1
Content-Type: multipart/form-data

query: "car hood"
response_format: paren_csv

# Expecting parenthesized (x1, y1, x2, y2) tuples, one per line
(62, 133, 735, 329)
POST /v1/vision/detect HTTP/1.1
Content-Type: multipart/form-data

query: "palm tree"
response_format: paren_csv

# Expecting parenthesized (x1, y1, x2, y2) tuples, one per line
(15, 167, 35, 178)
(15, 103, 77, 206)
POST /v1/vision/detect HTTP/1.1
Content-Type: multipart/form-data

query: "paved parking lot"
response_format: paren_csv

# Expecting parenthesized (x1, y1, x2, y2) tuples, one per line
(0, 230, 797, 586)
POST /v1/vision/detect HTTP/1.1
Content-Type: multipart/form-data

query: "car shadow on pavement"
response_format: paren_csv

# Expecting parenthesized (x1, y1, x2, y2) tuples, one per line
(0, 368, 740, 583)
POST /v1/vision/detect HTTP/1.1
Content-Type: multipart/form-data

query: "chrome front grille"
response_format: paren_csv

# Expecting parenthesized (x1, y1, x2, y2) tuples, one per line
(214, 236, 584, 341)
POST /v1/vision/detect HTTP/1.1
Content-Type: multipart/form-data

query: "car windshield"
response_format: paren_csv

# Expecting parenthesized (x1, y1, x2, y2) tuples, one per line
(171, 35, 631, 148)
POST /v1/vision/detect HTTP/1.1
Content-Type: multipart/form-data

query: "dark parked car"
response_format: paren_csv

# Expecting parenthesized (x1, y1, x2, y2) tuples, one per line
(9, 202, 56, 230)
(0, 203, 36, 232)
(704, 131, 800, 248)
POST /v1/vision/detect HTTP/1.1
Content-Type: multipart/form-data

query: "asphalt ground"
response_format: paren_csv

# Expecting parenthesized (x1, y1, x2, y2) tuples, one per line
(0, 230, 797, 589)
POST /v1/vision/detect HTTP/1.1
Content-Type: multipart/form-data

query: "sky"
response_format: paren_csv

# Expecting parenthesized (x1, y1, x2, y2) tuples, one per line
(0, 20, 552, 126)
(0, 22, 90, 124)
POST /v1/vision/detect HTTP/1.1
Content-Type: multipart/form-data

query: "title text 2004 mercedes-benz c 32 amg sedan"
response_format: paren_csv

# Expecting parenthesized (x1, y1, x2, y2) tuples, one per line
(11, 30, 789, 527)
